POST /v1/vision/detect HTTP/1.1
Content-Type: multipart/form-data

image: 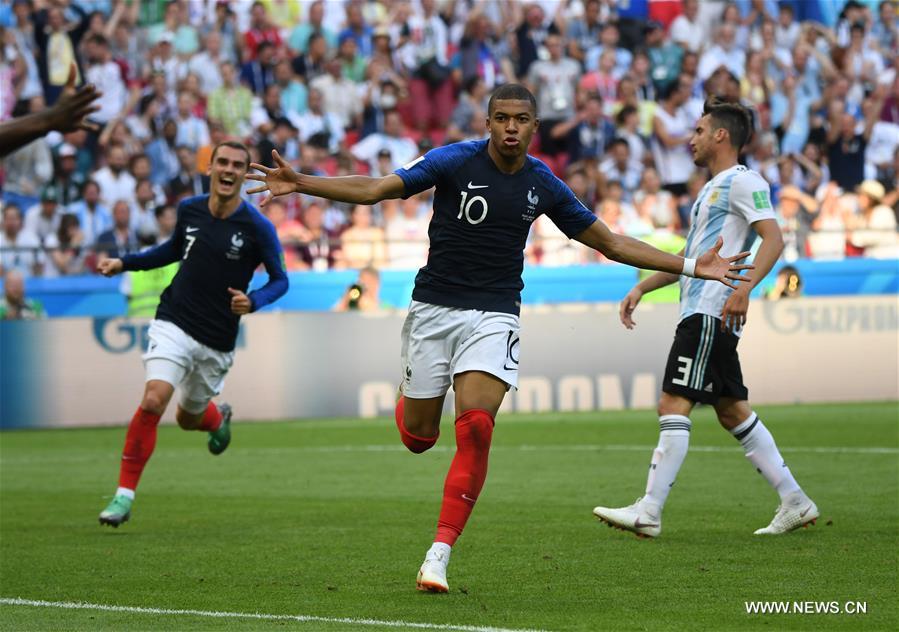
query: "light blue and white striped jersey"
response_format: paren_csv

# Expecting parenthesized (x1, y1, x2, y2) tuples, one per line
(680, 164, 775, 328)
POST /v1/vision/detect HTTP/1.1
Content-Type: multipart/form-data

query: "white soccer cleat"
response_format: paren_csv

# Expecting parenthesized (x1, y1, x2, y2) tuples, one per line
(754, 493, 819, 535)
(593, 497, 662, 538)
(416, 548, 450, 593)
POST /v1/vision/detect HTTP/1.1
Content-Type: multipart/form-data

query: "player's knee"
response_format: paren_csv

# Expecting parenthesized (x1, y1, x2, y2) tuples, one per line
(140, 391, 168, 416)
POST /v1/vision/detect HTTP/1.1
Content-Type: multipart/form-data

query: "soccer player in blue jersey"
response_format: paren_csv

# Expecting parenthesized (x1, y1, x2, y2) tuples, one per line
(593, 98, 818, 538)
(247, 84, 752, 592)
(96, 141, 289, 527)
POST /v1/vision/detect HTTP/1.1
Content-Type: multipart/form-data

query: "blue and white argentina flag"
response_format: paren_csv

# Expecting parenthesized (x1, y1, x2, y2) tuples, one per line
(679, 165, 776, 331)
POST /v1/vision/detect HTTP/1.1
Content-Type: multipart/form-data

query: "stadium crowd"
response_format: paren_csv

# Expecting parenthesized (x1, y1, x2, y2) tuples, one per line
(0, 0, 897, 281)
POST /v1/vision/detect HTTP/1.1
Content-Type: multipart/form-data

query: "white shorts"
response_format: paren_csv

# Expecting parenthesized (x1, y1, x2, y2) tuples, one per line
(400, 300, 520, 398)
(143, 319, 235, 414)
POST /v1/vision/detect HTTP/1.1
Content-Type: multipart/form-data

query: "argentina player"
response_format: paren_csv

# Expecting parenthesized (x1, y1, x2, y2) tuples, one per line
(593, 98, 818, 539)
(247, 84, 752, 592)
(96, 142, 288, 527)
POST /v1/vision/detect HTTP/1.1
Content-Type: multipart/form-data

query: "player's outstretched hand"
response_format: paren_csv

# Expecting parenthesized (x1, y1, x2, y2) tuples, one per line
(46, 63, 102, 133)
(619, 287, 644, 330)
(228, 287, 252, 315)
(694, 236, 754, 290)
(246, 150, 300, 207)
(97, 258, 123, 277)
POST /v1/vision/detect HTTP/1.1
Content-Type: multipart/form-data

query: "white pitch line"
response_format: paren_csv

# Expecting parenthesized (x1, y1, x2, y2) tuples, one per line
(0, 597, 548, 632)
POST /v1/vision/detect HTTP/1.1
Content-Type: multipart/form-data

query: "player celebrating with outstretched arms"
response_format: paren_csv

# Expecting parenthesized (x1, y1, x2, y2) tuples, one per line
(247, 84, 752, 592)
(97, 141, 288, 527)
(593, 98, 818, 538)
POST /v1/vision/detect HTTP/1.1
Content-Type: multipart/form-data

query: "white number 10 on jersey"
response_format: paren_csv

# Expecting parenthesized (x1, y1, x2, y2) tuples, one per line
(457, 191, 489, 225)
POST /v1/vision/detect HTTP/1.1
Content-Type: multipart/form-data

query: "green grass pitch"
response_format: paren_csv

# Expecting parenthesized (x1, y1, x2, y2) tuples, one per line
(1, 402, 897, 631)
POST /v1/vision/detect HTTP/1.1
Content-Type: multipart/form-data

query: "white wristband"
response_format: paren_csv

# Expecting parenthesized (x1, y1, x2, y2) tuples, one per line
(682, 257, 697, 278)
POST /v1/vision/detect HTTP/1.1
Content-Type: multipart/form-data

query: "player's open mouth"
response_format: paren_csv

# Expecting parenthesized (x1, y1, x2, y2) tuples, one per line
(220, 177, 235, 187)
(503, 138, 519, 147)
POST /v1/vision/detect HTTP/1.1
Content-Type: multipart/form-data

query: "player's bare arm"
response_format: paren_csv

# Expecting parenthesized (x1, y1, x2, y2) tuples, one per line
(247, 149, 406, 207)
(619, 250, 685, 329)
(574, 221, 754, 289)
(720, 218, 783, 333)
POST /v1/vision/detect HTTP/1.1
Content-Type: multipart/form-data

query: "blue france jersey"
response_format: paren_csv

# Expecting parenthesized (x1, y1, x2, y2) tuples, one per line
(121, 195, 288, 352)
(394, 139, 596, 314)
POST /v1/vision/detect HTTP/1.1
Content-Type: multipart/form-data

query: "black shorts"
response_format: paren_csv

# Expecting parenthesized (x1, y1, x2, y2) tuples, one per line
(662, 313, 749, 405)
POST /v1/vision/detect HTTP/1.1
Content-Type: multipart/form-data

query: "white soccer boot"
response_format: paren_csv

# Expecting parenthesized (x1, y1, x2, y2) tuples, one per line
(754, 492, 819, 535)
(416, 545, 450, 593)
(593, 497, 662, 538)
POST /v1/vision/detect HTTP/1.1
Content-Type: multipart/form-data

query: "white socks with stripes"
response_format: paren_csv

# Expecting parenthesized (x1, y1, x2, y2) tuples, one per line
(730, 412, 801, 501)
(643, 415, 692, 510)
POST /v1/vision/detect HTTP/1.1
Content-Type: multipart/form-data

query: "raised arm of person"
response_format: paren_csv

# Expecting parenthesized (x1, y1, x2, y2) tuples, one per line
(0, 64, 100, 157)
(574, 219, 752, 288)
(247, 149, 408, 207)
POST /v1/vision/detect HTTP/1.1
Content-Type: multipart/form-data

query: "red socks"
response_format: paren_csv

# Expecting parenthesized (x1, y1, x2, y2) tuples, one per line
(395, 396, 438, 453)
(118, 406, 161, 491)
(435, 408, 494, 546)
(197, 402, 222, 431)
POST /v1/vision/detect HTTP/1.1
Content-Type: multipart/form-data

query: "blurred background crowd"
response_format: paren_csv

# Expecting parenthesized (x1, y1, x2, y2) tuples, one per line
(1, 0, 897, 283)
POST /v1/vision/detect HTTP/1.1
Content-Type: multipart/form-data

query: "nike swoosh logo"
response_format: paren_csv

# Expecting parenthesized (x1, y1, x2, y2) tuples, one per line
(467, 182, 488, 189)
(799, 505, 813, 518)
(461, 494, 477, 503)
(186, 227, 199, 233)
(633, 519, 659, 529)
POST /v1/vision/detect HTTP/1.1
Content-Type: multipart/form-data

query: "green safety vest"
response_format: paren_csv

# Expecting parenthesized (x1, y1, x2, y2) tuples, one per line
(639, 232, 687, 304)
(128, 263, 179, 317)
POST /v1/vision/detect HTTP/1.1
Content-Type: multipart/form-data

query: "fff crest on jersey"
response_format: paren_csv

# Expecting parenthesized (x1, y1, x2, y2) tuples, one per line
(522, 187, 539, 222)
(227, 232, 244, 260)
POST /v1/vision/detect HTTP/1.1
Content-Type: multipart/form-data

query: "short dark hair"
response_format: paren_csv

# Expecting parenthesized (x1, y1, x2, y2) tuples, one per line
(487, 83, 537, 116)
(609, 137, 629, 152)
(211, 140, 251, 166)
(703, 96, 753, 149)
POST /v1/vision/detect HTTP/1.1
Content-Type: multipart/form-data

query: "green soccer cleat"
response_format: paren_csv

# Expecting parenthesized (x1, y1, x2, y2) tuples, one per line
(99, 495, 132, 528)
(207, 403, 232, 455)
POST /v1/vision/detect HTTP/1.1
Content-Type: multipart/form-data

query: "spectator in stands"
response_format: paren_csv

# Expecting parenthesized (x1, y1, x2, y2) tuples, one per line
(52, 143, 86, 207)
(552, 94, 615, 165)
(404, 0, 453, 133)
(288, 1, 337, 55)
(207, 60, 253, 137)
(580, 49, 620, 103)
(67, 180, 112, 248)
(250, 83, 287, 137)
(337, 204, 387, 270)
(452, 13, 504, 91)
(526, 33, 580, 156)
(244, 1, 282, 61)
(808, 182, 849, 260)
(775, 4, 801, 51)
(339, 1, 373, 59)
(0, 269, 44, 319)
(31, 0, 89, 104)
(644, 20, 682, 92)
(669, 0, 705, 54)
(96, 200, 135, 261)
(294, 87, 345, 155)
(633, 167, 679, 233)
(846, 180, 899, 258)
(2, 98, 53, 211)
(827, 89, 884, 192)
(83, 33, 128, 127)
(446, 76, 487, 143)
(169, 146, 208, 201)
(567, 0, 603, 65)
(386, 191, 430, 270)
(585, 21, 632, 78)
(698, 23, 746, 83)
(145, 118, 180, 187)
(778, 185, 819, 261)
(93, 144, 136, 209)
(599, 138, 643, 200)
(0, 204, 42, 277)
(614, 104, 648, 165)
(241, 39, 277, 96)
(43, 213, 85, 278)
(274, 58, 307, 118)
(311, 55, 363, 130)
(265, 199, 310, 271)
(292, 31, 328, 82)
(24, 183, 62, 245)
(334, 265, 388, 312)
(515, 3, 558, 78)
(147, 0, 198, 57)
(351, 109, 418, 173)
(297, 201, 340, 271)
(651, 76, 695, 197)
(188, 31, 226, 96)
(173, 92, 210, 151)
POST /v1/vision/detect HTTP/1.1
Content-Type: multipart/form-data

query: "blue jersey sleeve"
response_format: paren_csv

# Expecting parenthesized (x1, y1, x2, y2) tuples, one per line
(393, 140, 483, 199)
(247, 212, 288, 312)
(121, 208, 185, 271)
(542, 170, 597, 238)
